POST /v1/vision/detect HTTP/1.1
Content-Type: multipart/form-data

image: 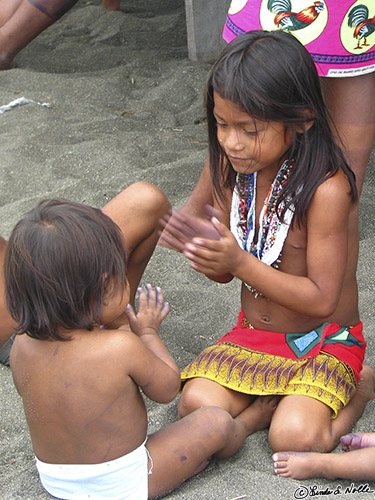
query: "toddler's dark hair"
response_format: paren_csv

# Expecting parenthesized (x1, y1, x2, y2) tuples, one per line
(5, 199, 127, 341)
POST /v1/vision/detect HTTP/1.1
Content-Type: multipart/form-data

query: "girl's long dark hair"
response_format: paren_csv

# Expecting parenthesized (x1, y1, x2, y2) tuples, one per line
(5, 199, 127, 341)
(206, 30, 357, 224)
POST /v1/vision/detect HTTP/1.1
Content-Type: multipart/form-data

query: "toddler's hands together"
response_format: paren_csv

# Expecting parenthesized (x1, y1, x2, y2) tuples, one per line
(125, 284, 169, 336)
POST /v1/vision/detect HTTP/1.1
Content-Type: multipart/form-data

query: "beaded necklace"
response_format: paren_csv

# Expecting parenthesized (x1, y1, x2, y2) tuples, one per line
(230, 159, 295, 297)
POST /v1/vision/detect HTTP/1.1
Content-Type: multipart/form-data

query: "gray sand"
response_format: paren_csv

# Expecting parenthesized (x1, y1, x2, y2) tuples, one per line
(0, 1, 374, 499)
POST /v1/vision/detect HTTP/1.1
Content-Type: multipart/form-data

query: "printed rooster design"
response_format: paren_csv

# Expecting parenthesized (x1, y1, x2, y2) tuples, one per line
(267, 0, 325, 32)
(348, 4, 375, 50)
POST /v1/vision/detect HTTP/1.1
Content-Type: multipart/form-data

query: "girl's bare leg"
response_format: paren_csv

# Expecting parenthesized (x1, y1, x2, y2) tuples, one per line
(178, 377, 279, 434)
(321, 73, 375, 195)
(273, 446, 375, 481)
(147, 403, 278, 499)
(269, 365, 375, 453)
(0, 0, 79, 69)
(101, 0, 120, 10)
(102, 181, 171, 326)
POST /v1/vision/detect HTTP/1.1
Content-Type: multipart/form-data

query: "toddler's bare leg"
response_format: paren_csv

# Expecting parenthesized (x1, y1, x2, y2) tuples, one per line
(273, 447, 375, 481)
(102, 182, 170, 326)
(269, 365, 375, 453)
(0, 237, 17, 350)
(147, 403, 277, 499)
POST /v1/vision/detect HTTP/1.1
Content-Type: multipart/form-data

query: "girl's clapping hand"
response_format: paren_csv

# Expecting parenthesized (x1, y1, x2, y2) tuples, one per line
(159, 206, 220, 252)
(183, 217, 243, 278)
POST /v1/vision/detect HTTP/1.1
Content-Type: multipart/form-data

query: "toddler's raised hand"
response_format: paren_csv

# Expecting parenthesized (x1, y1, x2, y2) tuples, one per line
(125, 284, 169, 337)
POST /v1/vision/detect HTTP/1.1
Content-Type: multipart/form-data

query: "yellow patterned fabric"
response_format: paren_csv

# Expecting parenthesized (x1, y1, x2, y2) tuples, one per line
(181, 342, 357, 417)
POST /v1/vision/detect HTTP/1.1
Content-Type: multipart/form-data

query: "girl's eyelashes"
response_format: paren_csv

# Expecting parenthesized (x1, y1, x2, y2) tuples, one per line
(216, 121, 227, 128)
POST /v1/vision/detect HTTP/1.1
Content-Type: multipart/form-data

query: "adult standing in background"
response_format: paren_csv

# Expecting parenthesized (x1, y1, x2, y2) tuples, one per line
(224, 0, 375, 193)
(180, 0, 375, 221)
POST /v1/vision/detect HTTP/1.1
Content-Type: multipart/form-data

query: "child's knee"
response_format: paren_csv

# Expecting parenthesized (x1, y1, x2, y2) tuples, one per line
(191, 406, 235, 446)
(269, 419, 332, 453)
(178, 384, 212, 418)
(128, 181, 170, 218)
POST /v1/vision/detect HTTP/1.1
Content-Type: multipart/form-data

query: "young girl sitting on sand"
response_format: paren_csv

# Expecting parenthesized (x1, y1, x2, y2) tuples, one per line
(6, 198, 273, 500)
(161, 30, 374, 453)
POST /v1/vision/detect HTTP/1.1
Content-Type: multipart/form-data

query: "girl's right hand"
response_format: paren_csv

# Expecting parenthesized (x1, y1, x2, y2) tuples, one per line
(125, 284, 169, 337)
(158, 206, 220, 252)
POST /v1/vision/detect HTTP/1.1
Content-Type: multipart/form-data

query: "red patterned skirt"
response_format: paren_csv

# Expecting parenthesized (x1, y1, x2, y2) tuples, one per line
(181, 310, 366, 417)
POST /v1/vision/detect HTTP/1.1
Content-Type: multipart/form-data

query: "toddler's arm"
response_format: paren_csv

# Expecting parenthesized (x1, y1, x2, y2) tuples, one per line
(125, 285, 180, 402)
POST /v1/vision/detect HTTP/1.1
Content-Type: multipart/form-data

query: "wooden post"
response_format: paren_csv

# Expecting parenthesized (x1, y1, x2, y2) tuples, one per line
(185, 0, 228, 62)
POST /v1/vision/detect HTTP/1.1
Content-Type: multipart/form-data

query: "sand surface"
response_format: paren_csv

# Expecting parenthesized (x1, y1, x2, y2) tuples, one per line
(0, 1, 374, 499)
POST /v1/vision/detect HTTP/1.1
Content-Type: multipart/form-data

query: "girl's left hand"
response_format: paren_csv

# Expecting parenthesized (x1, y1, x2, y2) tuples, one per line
(183, 217, 243, 277)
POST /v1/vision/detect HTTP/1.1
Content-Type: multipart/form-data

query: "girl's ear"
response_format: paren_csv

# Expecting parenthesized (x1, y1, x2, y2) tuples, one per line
(294, 109, 315, 134)
(294, 120, 315, 134)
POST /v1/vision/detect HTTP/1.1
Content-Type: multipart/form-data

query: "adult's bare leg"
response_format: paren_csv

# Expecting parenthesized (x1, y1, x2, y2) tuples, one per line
(0, 0, 79, 69)
(0, 0, 23, 27)
(321, 73, 375, 196)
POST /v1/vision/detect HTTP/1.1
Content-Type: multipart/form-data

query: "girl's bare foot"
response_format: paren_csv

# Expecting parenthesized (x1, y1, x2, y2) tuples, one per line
(237, 395, 280, 435)
(341, 432, 375, 451)
(272, 451, 325, 480)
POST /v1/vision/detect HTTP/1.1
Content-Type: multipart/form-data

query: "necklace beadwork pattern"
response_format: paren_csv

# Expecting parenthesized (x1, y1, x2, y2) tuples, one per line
(232, 160, 295, 298)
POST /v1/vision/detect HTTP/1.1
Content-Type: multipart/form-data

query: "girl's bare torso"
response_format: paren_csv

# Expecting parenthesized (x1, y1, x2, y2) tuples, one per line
(219, 173, 360, 334)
